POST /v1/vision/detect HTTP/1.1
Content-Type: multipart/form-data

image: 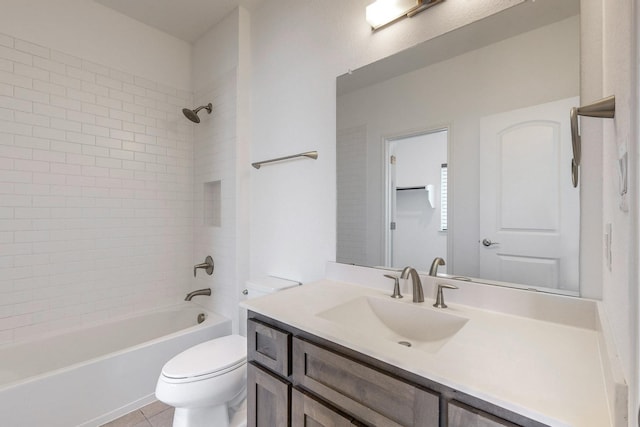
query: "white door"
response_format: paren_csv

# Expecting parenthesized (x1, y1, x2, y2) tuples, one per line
(385, 130, 448, 271)
(479, 97, 579, 292)
(385, 150, 397, 268)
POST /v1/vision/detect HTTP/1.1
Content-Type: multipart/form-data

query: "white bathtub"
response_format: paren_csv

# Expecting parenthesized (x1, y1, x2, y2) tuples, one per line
(0, 303, 231, 427)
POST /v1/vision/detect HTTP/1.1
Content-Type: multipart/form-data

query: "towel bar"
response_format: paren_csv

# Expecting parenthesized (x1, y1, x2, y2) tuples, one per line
(251, 151, 318, 169)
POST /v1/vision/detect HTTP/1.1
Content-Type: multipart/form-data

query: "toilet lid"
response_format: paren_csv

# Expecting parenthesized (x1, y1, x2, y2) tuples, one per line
(162, 335, 247, 380)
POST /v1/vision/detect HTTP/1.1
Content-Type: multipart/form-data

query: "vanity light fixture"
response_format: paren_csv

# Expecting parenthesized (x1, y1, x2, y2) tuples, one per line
(366, 0, 444, 31)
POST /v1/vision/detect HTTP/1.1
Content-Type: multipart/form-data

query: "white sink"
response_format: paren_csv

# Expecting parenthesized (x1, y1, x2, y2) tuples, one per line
(316, 296, 468, 353)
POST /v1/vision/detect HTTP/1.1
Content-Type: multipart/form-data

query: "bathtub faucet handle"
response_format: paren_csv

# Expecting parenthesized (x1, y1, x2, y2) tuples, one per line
(194, 256, 214, 277)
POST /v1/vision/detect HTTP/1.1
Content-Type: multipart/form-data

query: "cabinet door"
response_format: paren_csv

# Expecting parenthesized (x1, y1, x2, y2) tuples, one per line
(248, 318, 292, 377)
(448, 401, 520, 427)
(292, 388, 353, 427)
(293, 337, 439, 427)
(248, 362, 290, 427)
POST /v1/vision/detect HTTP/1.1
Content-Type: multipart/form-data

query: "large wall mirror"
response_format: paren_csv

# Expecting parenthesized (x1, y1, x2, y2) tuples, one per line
(337, 0, 581, 295)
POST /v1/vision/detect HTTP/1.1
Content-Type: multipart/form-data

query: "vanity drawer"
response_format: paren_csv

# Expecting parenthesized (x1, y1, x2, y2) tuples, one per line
(292, 388, 353, 427)
(248, 318, 291, 377)
(448, 401, 520, 427)
(292, 337, 439, 427)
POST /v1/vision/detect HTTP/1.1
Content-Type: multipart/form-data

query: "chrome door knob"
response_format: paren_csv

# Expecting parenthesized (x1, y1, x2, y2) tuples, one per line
(482, 238, 499, 247)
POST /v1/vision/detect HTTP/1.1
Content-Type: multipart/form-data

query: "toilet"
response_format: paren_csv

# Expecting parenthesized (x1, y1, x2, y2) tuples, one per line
(155, 276, 300, 427)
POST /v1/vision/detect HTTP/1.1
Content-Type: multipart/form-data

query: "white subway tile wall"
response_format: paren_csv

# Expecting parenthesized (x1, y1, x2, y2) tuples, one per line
(336, 125, 367, 266)
(192, 70, 238, 325)
(0, 33, 195, 345)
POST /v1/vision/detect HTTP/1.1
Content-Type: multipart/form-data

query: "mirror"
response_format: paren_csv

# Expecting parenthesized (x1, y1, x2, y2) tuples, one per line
(336, 0, 581, 295)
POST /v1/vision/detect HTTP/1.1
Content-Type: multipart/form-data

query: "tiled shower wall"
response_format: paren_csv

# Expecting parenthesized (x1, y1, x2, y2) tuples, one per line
(192, 69, 238, 326)
(336, 125, 367, 266)
(0, 33, 195, 345)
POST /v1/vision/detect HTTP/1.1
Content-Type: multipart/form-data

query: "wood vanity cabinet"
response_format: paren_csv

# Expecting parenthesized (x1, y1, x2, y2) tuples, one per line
(447, 401, 520, 427)
(247, 362, 290, 426)
(292, 388, 354, 426)
(293, 337, 438, 426)
(247, 313, 546, 427)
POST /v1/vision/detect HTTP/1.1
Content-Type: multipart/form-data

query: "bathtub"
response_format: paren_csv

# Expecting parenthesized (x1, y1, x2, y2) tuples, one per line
(0, 303, 231, 427)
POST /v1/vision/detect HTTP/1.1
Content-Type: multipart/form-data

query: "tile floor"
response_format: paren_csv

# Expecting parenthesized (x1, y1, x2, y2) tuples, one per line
(100, 400, 174, 427)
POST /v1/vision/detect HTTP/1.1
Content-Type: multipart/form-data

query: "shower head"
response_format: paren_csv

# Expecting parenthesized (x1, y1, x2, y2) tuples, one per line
(182, 103, 212, 123)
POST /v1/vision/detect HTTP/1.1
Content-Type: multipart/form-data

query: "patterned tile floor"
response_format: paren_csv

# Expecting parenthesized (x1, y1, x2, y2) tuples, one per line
(100, 400, 174, 427)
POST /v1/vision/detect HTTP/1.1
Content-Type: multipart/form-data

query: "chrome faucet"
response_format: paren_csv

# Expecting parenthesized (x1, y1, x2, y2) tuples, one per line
(400, 267, 424, 303)
(185, 288, 211, 301)
(429, 257, 445, 276)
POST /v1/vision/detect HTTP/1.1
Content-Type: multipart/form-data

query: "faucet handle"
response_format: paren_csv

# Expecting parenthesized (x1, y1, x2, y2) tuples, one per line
(433, 283, 458, 308)
(384, 274, 403, 299)
(194, 256, 214, 277)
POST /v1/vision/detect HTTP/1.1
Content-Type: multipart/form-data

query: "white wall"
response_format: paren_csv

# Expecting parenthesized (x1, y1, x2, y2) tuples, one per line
(0, 25, 194, 343)
(249, 0, 526, 283)
(597, 0, 639, 423)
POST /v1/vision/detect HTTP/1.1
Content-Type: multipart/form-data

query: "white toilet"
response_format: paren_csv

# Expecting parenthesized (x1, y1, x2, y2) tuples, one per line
(156, 335, 247, 427)
(156, 276, 300, 427)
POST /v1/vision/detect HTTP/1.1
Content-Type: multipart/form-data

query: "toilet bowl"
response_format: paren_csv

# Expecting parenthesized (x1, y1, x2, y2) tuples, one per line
(155, 334, 247, 427)
(157, 276, 300, 427)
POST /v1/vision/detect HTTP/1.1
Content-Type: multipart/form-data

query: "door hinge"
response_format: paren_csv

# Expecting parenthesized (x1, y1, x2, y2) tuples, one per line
(390, 155, 396, 164)
(390, 222, 396, 230)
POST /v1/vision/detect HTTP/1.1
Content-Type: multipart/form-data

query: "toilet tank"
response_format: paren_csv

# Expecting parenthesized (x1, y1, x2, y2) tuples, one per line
(239, 276, 301, 335)
(245, 276, 301, 298)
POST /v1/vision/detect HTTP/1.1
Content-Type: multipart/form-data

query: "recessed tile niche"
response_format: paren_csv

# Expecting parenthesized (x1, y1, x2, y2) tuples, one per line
(204, 181, 222, 227)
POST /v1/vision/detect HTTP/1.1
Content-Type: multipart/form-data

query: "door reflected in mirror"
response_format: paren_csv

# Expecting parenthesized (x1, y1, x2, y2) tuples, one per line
(385, 129, 448, 272)
(336, 0, 581, 295)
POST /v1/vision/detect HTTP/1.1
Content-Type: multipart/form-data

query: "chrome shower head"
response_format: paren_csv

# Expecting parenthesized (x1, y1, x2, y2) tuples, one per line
(182, 103, 212, 123)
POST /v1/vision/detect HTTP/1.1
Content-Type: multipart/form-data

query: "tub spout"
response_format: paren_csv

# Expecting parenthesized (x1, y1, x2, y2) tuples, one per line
(185, 288, 211, 301)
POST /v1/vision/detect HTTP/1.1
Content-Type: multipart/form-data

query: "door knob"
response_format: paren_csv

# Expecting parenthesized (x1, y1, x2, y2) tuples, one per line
(482, 238, 499, 247)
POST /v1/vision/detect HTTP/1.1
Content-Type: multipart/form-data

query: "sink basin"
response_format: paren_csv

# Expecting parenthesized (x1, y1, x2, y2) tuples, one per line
(316, 296, 468, 353)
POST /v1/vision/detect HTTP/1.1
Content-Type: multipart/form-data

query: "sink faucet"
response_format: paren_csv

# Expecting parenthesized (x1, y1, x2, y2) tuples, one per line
(400, 267, 424, 303)
(433, 283, 458, 308)
(384, 274, 403, 299)
(429, 257, 445, 276)
(185, 288, 211, 301)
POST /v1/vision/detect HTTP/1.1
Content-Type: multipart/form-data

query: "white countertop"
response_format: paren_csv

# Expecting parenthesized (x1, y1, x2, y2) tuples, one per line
(242, 279, 614, 427)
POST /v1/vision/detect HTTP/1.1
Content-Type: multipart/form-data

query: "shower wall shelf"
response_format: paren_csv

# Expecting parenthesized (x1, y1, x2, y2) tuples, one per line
(251, 151, 318, 169)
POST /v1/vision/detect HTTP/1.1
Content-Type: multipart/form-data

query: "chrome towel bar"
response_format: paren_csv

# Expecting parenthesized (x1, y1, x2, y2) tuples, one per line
(251, 151, 318, 169)
(570, 95, 615, 187)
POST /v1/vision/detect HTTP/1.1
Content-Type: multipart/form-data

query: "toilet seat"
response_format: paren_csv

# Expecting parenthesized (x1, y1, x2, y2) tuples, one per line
(161, 335, 247, 384)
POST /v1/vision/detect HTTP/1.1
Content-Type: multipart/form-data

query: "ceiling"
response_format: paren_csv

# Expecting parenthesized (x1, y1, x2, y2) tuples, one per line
(94, 0, 263, 43)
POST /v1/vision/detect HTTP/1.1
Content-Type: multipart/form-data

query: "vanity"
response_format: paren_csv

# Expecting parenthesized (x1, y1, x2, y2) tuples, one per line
(246, 314, 540, 427)
(243, 263, 624, 427)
